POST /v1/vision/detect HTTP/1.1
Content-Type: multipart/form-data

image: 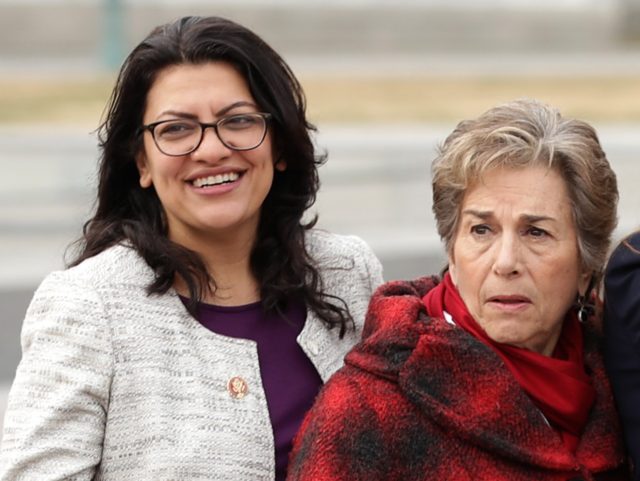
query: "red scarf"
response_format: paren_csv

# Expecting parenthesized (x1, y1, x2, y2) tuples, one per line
(423, 273, 595, 453)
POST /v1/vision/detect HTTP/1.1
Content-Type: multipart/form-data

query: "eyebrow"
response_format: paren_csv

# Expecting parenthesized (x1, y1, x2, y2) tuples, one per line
(461, 209, 556, 224)
(155, 110, 198, 120)
(461, 209, 492, 220)
(156, 101, 259, 120)
(216, 101, 259, 116)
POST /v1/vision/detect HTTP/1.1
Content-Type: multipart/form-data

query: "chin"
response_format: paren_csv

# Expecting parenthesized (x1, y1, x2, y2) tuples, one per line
(484, 327, 528, 348)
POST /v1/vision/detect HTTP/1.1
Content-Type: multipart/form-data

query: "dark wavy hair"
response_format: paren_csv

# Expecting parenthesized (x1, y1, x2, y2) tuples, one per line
(69, 16, 352, 335)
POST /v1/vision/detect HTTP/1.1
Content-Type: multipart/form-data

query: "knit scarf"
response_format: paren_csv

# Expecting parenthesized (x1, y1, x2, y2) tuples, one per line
(423, 273, 595, 453)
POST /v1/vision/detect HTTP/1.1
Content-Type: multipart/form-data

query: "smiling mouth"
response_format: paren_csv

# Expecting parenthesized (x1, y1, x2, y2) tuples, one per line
(191, 172, 241, 188)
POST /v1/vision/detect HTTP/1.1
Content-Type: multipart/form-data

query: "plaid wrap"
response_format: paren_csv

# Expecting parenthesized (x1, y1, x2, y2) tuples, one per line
(288, 277, 629, 481)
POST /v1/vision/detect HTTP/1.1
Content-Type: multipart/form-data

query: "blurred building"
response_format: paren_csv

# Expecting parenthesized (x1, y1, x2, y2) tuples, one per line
(0, 0, 636, 73)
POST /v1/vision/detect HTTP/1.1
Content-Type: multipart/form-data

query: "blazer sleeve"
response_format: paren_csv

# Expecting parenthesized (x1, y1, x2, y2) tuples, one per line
(603, 234, 640, 478)
(354, 235, 384, 298)
(0, 271, 113, 481)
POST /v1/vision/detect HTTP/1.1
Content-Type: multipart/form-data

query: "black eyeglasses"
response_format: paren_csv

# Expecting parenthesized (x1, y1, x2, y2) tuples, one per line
(140, 112, 272, 156)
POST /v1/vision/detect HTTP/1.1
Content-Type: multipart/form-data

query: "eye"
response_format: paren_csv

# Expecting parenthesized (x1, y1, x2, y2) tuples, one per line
(526, 226, 548, 238)
(221, 114, 261, 130)
(470, 224, 491, 236)
(156, 120, 198, 139)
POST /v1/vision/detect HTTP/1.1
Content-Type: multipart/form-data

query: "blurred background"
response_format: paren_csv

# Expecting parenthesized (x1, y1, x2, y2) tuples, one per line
(1, 0, 640, 438)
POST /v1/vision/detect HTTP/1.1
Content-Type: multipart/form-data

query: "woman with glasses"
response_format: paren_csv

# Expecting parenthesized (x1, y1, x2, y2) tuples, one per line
(0, 16, 382, 481)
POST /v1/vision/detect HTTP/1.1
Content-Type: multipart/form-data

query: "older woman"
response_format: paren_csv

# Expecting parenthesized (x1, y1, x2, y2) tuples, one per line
(288, 99, 629, 480)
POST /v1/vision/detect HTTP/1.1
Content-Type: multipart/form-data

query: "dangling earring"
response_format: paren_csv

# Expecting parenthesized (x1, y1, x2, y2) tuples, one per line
(577, 295, 587, 323)
(576, 294, 594, 323)
(576, 274, 596, 323)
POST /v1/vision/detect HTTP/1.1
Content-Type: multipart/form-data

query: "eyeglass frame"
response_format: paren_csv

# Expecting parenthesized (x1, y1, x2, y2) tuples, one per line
(138, 112, 273, 156)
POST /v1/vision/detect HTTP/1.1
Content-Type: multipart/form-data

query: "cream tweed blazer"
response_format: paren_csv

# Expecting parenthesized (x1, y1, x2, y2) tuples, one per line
(0, 230, 383, 481)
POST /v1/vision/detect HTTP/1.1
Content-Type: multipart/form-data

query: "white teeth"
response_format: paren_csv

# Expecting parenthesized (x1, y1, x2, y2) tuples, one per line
(192, 172, 240, 188)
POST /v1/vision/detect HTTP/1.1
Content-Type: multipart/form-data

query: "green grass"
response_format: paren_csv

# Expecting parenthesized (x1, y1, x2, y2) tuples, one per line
(1, 74, 639, 126)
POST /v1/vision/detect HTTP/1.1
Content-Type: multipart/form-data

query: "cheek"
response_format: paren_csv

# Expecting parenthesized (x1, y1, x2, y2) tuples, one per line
(448, 244, 485, 309)
(254, 150, 276, 181)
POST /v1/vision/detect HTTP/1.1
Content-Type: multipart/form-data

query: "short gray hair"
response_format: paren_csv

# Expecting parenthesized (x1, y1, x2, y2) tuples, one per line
(431, 98, 618, 282)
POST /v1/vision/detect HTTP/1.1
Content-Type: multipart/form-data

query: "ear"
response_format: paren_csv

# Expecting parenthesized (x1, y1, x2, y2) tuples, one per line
(275, 159, 287, 172)
(578, 269, 592, 297)
(136, 152, 153, 188)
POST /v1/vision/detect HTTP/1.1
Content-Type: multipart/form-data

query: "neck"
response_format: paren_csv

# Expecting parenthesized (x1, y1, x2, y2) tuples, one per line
(534, 331, 562, 357)
(171, 225, 261, 306)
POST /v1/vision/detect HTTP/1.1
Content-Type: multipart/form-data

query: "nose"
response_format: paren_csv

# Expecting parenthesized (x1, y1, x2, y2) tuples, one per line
(192, 125, 232, 159)
(493, 233, 521, 277)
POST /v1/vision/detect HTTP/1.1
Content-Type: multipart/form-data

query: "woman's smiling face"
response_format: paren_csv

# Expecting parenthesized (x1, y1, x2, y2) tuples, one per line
(448, 166, 591, 356)
(136, 61, 281, 247)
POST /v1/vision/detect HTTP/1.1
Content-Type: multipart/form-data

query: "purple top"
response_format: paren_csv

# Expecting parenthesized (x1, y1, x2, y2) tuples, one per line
(183, 298, 322, 481)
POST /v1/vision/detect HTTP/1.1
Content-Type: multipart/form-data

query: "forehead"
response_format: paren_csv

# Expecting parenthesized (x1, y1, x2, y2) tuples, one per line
(145, 62, 253, 112)
(460, 166, 573, 220)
